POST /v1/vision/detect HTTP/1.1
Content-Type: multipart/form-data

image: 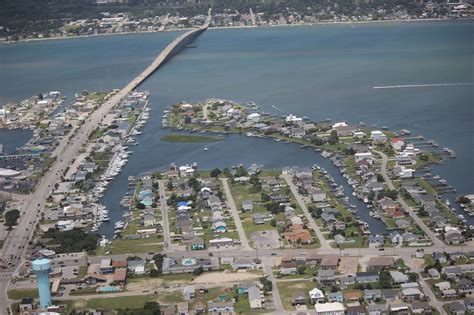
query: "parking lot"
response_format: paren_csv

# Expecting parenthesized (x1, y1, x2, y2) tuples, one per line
(251, 230, 281, 249)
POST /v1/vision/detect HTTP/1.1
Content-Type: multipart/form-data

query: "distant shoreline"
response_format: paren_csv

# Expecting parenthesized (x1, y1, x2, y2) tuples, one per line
(1, 17, 472, 46)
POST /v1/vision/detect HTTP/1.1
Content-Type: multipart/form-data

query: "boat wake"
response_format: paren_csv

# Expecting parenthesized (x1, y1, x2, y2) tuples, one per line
(373, 82, 474, 89)
(271, 105, 284, 112)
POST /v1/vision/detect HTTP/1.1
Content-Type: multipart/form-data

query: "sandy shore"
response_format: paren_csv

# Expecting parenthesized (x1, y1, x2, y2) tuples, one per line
(2, 17, 471, 46)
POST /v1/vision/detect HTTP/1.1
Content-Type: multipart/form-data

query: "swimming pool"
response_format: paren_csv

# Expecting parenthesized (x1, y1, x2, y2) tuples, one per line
(98, 286, 121, 292)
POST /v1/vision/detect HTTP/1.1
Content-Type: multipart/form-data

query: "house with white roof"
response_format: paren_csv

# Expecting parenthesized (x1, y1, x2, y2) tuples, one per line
(309, 287, 325, 304)
(314, 302, 345, 315)
(370, 130, 387, 143)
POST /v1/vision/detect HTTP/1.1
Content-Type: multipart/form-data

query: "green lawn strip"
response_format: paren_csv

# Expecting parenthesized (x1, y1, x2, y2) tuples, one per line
(82, 294, 158, 311)
(160, 134, 224, 142)
(97, 237, 163, 255)
(276, 281, 315, 311)
(7, 288, 38, 300)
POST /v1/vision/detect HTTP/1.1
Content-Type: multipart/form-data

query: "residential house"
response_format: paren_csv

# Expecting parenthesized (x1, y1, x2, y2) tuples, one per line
(356, 271, 379, 283)
(367, 256, 395, 270)
(443, 266, 462, 278)
(389, 304, 409, 314)
(99, 258, 114, 274)
(390, 271, 409, 284)
(183, 285, 195, 300)
(347, 305, 366, 315)
(207, 301, 234, 314)
(113, 269, 127, 285)
(283, 228, 312, 244)
(317, 270, 335, 285)
(447, 302, 466, 315)
(428, 268, 440, 279)
(344, 291, 363, 302)
(292, 291, 307, 305)
(232, 257, 256, 270)
(19, 297, 36, 313)
(382, 289, 400, 302)
(313, 302, 345, 315)
(364, 289, 382, 302)
(458, 278, 473, 295)
(320, 254, 339, 270)
(390, 231, 403, 245)
(194, 303, 206, 315)
(252, 213, 265, 225)
(368, 304, 387, 315)
(242, 200, 253, 212)
(127, 259, 145, 275)
(177, 302, 189, 315)
(327, 291, 343, 303)
(368, 235, 384, 248)
(309, 287, 325, 304)
(464, 297, 474, 312)
(411, 302, 432, 314)
(248, 286, 262, 309)
(432, 252, 447, 263)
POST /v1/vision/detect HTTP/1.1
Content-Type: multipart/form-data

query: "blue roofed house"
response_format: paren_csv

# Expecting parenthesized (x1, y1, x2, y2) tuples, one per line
(327, 291, 344, 303)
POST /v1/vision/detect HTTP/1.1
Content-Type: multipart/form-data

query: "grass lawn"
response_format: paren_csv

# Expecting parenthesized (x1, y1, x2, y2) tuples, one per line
(94, 237, 162, 255)
(337, 236, 368, 249)
(160, 134, 224, 142)
(277, 281, 315, 311)
(78, 265, 88, 278)
(80, 294, 159, 311)
(8, 288, 38, 300)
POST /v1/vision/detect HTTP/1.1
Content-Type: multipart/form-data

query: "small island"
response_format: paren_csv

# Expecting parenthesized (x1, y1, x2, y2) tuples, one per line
(160, 133, 224, 142)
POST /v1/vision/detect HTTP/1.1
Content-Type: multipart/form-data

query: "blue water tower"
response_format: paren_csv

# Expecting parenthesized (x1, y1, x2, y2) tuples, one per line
(32, 259, 52, 309)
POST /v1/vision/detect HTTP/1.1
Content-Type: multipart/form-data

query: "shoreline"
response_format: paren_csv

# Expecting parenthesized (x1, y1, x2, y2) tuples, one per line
(2, 17, 472, 46)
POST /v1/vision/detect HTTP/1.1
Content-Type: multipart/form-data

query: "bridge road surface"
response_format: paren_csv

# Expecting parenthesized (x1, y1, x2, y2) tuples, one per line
(0, 24, 209, 314)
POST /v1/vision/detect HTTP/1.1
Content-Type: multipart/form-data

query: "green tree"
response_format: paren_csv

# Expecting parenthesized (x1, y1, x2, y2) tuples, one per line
(210, 168, 221, 178)
(328, 130, 339, 145)
(379, 270, 392, 289)
(4, 209, 20, 228)
(193, 266, 204, 276)
(297, 266, 306, 274)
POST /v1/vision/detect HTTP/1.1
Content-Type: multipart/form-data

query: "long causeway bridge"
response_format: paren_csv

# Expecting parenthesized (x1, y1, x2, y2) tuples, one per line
(0, 15, 211, 312)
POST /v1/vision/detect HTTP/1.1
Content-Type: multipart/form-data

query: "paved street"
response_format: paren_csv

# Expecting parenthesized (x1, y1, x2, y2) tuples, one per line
(220, 178, 251, 250)
(374, 150, 445, 248)
(283, 174, 331, 249)
(262, 257, 285, 314)
(0, 24, 210, 314)
(158, 180, 171, 248)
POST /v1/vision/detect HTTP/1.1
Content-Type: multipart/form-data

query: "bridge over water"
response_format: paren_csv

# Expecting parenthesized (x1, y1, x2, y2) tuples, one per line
(0, 15, 211, 311)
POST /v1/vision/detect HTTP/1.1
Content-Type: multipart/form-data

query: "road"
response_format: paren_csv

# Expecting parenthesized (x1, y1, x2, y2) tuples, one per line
(262, 257, 285, 314)
(405, 258, 447, 315)
(158, 180, 171, 248)
(0, 23, 210, 314)
(373, 150, 445, 248)
(220, 178, 251, 250)
(283, 174, 332, 249)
